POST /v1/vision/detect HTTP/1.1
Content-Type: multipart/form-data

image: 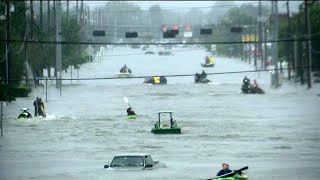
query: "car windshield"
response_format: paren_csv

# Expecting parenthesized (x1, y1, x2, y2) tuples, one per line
(110, 156, 144, 167)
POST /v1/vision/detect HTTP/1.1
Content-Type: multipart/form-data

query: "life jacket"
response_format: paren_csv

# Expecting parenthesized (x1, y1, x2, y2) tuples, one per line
(209, 57, 214, 64)
(154, 76, 160, 84)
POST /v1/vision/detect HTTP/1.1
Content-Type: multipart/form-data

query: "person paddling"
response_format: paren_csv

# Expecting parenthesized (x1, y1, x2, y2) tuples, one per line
(127, 107, 136, 116)
(216, 163, 233, 178)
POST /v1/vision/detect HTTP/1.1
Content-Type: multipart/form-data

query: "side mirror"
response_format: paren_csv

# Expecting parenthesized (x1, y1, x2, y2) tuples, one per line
(145, 164, 153, 168)
(104, 165, 109, 169)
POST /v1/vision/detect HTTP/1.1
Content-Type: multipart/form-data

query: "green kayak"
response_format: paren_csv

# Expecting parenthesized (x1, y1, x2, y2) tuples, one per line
(127, 115, 137, 120)
(217, 174, 248, 180)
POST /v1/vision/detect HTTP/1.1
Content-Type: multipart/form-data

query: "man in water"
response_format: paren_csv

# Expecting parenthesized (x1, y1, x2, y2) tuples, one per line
(38, 98, 46, 117)
(216, 163, 233, 178)
(127, 107, 136, 116)
(33, 97, 40, 116)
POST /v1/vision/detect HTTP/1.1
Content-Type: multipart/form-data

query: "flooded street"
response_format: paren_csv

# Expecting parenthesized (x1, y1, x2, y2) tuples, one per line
(1, 46, 320, 180)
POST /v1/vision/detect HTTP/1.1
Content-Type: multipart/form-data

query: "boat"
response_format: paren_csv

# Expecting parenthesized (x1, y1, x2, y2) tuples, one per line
(201, 63, 215, 67)
(151, 111, 181, 134)
(17, 108, 33, 119)
(116, 72, 133, 78)
(241, 84, 265, 94)
(207, 166, 249, 180)
(217, 173, 248, 180)
(143, 76, 167, 85)
(158, 51, 173, 56)
(127, 115, 137, 120)
(195, 73, 211, 84)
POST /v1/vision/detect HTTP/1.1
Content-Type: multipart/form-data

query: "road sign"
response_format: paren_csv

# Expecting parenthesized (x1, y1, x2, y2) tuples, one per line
(184, 31, 192, 37)
(211, 44, 216, 51)
(85, 45, 94, 55)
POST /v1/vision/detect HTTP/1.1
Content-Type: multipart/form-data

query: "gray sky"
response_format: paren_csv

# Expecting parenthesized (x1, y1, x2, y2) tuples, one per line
(84, 1, 303, 13)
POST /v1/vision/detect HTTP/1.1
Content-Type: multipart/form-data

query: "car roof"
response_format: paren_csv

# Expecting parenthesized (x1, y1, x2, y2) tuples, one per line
(157, 111, 174, 113)
(114, 153, 151, 157)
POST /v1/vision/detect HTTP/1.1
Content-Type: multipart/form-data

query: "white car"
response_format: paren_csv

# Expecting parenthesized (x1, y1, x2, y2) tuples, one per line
(104, 154, 166, 170)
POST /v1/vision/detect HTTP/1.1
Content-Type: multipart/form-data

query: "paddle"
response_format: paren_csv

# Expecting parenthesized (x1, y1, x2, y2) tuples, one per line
(206, 166, 248, 180)
(123, 97, 138, 117)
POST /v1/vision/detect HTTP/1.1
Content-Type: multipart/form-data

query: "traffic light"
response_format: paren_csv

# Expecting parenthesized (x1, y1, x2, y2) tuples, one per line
(200, 29, 212, 35)
(230, 27, 243, 33)
(174, 25, 178, 30)
(186, 25, 190, 30)
(93, 30, 105, 36)
(125, 32, 138, 38)
(163, 25, 167, 32)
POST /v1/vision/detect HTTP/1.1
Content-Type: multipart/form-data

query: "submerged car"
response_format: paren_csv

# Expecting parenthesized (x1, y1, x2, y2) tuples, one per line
(104, 154, 166, 170)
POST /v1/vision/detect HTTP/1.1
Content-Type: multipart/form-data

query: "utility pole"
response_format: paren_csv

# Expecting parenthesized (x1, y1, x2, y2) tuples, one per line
(286, 1, 292, 80)
(304, 0, 312, 88)
(5, 0, 10, 88)
(55, 0, 62, 91)
(53, 0, 56, 77)
(30, 0, 34, 38)
(40, 0, 43, 31)
(254, 22, 258, 70)
(298, 14, 304, 85)
(47, 0, 51, 77)
(258, 0, 263, 70)
(76, 0, 79, 22)
(272, 0, 279, 87)
(264, 25, 268, 70)
(66, 0, 69, 24)
(47, 0, 50, 33)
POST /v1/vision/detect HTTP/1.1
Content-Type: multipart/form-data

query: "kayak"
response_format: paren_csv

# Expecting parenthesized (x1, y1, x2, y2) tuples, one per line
(217, 174, 248, 180)
(201, 63, 215, 67)
(127, 115, 137, 120)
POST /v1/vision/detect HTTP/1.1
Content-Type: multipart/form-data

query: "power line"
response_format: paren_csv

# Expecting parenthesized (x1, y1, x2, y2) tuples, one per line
(75, 3, 262, 14)
(3, 65, 319, 82)
(1, 36, 319, 45)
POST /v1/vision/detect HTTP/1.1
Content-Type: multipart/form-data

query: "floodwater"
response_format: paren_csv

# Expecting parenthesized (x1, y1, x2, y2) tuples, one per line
(1, 46, 320, 180)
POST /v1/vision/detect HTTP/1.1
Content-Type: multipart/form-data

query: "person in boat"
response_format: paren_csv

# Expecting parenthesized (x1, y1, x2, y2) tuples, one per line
(120, 64, 129, 73)
(241, 76, 251, 93)
(209, 56, 214, 64)
(201, 70, 207, 80)
(195, 73, 201, 83)
(243, 76, 250, 84)
(154, 75, 161, 84)
(127, 107, 136, 116)
(216, 163, 233, 178)
(205, 56, 210, 64)
(252, 79, 259, 88)
(18, 108, 33, 119)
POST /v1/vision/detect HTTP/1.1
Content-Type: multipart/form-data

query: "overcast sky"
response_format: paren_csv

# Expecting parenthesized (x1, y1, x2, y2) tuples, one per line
(83, 1, 303, 13)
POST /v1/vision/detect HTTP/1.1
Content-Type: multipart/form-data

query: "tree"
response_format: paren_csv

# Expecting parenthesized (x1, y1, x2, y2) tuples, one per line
(149, 5, 163, 26)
